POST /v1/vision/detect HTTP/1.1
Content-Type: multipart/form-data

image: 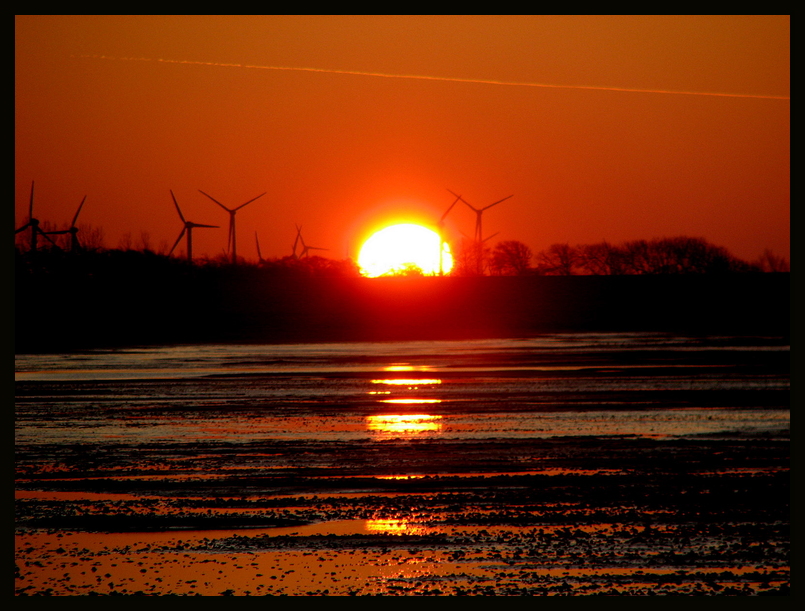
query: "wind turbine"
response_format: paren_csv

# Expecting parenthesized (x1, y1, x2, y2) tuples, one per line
(16, 181, 61, 253)
(199, 190, 265, 264)
(168, 190, 219, 261)
(449, 190, 512, 244)
(449, 190, 512, 274)
(438, 192, 462, 276)
(296, 226, 328, 258)
(44, 195, 87, 253)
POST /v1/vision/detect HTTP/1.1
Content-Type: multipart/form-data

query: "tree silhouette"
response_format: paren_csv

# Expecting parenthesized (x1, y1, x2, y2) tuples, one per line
(536, 243, 579, 275)
(754, 249, 789, 272)
(536, 237, 759, 275)
(489, 240, 533, 276)
(388, 262, 426, 277)
(451, 237, 489, 276)
(577, 241, 625, 275)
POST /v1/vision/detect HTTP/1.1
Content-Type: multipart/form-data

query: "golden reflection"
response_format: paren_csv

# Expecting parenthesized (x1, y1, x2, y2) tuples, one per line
(384, 364, 431, 372)
(365, 519, 440, 536)
(366, 519, 410, 535)
(371, 378, 441, 386)
(379, 399, 441, 404)
(366, 414, 443, 435)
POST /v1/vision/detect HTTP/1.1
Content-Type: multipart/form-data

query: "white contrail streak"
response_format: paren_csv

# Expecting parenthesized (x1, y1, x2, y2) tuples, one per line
(74, 55, 790, 101)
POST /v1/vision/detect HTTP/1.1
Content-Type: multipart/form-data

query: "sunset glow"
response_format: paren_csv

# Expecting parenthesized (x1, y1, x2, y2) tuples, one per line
(358, 224, 453, 277)
(16, 17, 789, 264)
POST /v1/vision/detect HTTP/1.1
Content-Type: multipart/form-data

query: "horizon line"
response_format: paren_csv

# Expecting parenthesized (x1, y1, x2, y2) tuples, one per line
(73, 55, 791, 101)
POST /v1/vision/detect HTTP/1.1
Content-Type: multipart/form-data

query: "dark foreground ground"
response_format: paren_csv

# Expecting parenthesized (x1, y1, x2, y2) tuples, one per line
(16, 429, 789, 596)
(16, 264, 789, 351)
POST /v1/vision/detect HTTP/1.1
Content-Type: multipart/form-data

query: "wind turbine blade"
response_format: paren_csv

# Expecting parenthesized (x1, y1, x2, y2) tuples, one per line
(199, 190, 231, 212)
(483, 232, 500, 243)
(447, 191, 473, 209)
(70, 196, 87, 227)
(16, 222, 31, 234)
(482, 195, 513, 211)
(39, 228, 61, 249)
(194, 223, 219, 229)
(255, 232, 263, 260)
(169, 228, 186, 255)
(440, 195, 461, 223)
(170, 190, 186, 222)
(29, 181, 34, 220)
(234, 192, 266, 211)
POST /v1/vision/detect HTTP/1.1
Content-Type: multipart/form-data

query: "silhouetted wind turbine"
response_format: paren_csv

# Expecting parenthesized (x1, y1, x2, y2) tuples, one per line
(438, 192, 462, 276)
(15, 181, 61, 252)
(44, 195, 87, 253)
(168, 190, 218, 261)
(449, 190, 512, 274)
(449, 190, 512, 244)
(199, 190, 265, 264)
(296, 226, 328, 258)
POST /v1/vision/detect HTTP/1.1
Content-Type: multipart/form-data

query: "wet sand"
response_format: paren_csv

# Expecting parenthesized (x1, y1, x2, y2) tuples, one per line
(15, 335, 790, 595)
(16, 431, 789, 596)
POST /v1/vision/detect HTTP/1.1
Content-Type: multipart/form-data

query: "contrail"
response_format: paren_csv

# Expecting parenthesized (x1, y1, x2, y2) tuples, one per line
(74, 54, 790, 101)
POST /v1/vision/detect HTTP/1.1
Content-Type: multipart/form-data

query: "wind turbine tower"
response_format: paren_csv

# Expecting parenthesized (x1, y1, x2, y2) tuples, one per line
(199, 190, 266, 264)
(168, 190, 219, 262)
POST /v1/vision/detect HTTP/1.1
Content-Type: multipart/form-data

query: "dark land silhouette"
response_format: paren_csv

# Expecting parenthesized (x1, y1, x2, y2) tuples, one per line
(16, 249, 789, 353)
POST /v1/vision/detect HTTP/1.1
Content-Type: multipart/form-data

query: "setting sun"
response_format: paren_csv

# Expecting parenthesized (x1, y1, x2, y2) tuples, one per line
(358, 223, 453, 277)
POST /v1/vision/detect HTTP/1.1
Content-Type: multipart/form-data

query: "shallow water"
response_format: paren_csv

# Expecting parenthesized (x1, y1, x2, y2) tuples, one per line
(15, 333, 789, 446)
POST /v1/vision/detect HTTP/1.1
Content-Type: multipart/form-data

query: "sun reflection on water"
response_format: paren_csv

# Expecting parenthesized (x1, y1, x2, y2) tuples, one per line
(383, 364, 432, 372)
(379, 399, 441, 404)
(365, 519, 440, 536)
(366, 414, 443, 436)
(371, 378, 442, 386)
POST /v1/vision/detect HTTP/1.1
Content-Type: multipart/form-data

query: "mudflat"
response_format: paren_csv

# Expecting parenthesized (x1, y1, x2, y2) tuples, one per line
(15, 335, 789, 595)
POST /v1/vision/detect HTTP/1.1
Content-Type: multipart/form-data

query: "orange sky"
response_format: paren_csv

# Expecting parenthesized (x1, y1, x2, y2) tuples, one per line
(15, 15, 790, 264)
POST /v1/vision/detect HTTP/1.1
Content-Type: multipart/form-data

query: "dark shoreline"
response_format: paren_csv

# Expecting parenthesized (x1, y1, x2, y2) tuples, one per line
(16, 271, 789, 353)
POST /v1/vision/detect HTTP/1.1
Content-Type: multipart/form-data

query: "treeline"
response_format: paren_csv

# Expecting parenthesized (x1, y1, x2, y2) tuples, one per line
(14, 247, 361, 280)
(15, 235, 788, 280)
(467, 236, 788, 277)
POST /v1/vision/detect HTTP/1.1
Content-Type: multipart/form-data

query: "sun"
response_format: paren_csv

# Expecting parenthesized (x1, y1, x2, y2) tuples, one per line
(358, 223, 453, 277)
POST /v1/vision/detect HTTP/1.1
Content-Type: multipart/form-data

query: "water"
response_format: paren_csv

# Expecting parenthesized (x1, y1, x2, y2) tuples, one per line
(15, 333, 789, 447)
(15, 332, 791, 596)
